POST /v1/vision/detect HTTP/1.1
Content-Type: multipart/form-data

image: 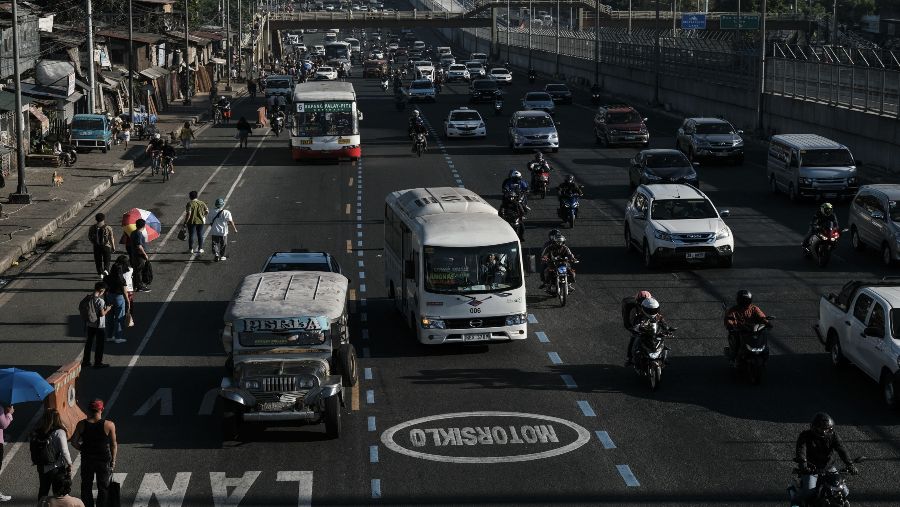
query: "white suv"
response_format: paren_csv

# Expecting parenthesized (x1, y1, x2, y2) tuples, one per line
(624, 184, 734, 268)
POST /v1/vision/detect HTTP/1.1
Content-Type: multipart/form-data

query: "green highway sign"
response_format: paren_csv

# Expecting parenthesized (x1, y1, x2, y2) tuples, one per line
(720, 14, 760, 30)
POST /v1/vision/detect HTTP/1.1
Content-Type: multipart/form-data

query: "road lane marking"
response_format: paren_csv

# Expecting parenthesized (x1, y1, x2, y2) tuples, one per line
(560, 374, 577, 389)
(596, 431, 616, 449)
(535, 331, 549, 343)
(346, 240, 352, 253)
(361, 313, 368, 323)
(360, 298, 367, 307)
(576, 401, 596, 417)
(363, 347, 370, 358)
(349, 289, 357, 301)
(368, 416, 377, 432)
(527, 314, 538, 323)
(357, 231, 363, 238)
(352, 382, 360, 411)
(367, 389, 375, 404)
(210, 471, 260, 506)
(357, 223, 363, 229)
(358, 260, 364, 267)
(346, 203, 351, 214)
(276, 471, 314, 506)
(357, 240, 363, 247)
(370, 445, 379, 463)
(371, 479, 382, 499)
(133, 387, 173, 416)
(349, 177, 354, 186)
(359, 271, 366, 279)
(360, 283, 367, 293)
(365, 367, 373, 380)
(548, 352, 562, 364)
(616, 465, 640, 487)
(357, 250, 364, 257)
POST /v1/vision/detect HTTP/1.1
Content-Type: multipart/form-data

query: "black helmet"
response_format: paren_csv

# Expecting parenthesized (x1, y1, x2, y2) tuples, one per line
(548, 228, 561, 239)
(565, 175, 575, 184)
(534, 152, 544, 161)
(811, 412, 835, 436)
(553, 234, 565, 246)
(736, 289, 752, 307)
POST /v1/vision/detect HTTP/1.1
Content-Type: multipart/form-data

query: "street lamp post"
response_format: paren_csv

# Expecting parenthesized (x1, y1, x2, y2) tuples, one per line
(128, 0, 134, 125)
(757, 0, 768, 134)
(555, 0, 560, 77)
(8, 0, 29, 203)
(183, 0, 192, 104)
(226, 0, 232, 91)
(86, 0, 96, 113)
(506, 0, 510, 64)
(628, 0, 632, 35)
(238, 0, 243, 79)
(527, 0, 532, 71)
(593, 0, 599, 85)
(654, 0, 660, 105)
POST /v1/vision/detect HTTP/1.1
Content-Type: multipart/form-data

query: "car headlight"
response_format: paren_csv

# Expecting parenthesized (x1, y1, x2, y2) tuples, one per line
(848, 176, 857, 184)
(799, 177, 812, 185)
(549, 132, 558, 139)
(654, 229, 672, 241)
(421, 317, 446, 329)
(716, 226, 731, 240)
(505, 313, 528, 326)
(733, 139, 744, 146)
(241, 379, 260, 390)
(478, 123, 485, 128)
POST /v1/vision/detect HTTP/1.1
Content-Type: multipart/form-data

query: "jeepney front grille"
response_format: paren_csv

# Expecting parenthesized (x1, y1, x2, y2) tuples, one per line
(260, 376, 296, 392)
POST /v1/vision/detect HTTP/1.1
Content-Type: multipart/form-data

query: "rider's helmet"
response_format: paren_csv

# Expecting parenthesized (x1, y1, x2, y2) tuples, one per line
(820, 202, 834, 217)
(552, 234, 566, 247)
(636, 290, 653, 303)
(736, 289, 753, 308)
(810, 412, 835, 437)
(509, 170, 521, 179)
(548, 228, 561, 240)
(640, 297, 660, 318)
(412, 110, 420, 118)
(153, 133, 161, 140)
(565, 175, 575, 184)
(534, 152, 544, 162)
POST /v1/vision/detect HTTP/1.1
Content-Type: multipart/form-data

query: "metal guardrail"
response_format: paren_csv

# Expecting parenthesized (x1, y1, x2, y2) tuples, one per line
(604, 11, 814, 21)
(269, 11, 469, 21)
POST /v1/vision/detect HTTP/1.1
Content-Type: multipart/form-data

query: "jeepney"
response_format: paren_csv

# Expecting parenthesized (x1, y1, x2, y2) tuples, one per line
(219, 271, 358, 439)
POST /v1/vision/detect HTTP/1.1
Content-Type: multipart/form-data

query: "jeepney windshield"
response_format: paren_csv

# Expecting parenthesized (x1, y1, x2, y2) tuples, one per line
(424, 242, 522, 294)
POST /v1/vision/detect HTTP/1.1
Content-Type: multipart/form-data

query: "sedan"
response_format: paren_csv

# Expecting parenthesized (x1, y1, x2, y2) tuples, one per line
(544, 83, 573, 104)
(315, 66, 338, 80)
(508, 111, 559, 152)
(464, 62, 486, 78)
(628, 149, 700, 189)
(444, 107, 486, 138)
(521, 92, 555, 115)
(388, 42, 399, 50)
(406, 79, 437, 102)
(489, 67, 512, 85)
(370, 50, 385, 59)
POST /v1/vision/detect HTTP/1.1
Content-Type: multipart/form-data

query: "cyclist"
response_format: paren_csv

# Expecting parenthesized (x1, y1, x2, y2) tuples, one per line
(146, 133, 164, 173)
(161, 139, 177, 175)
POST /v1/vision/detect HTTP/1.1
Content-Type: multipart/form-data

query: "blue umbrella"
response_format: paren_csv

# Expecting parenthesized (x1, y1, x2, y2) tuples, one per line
(0, 368, 53, 404)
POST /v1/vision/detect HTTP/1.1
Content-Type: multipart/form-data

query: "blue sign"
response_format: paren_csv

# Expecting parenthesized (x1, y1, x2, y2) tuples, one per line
(681, 13, 707, 30)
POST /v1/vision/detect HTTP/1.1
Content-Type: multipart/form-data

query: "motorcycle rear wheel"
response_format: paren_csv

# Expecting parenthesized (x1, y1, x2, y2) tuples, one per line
(649, 365, 662, 391)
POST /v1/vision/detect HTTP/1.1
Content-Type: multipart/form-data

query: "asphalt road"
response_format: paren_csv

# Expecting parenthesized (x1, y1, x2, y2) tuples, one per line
(0, 24, 899, 507)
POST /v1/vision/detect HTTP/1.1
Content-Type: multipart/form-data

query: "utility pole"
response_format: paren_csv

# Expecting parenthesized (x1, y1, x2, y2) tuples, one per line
(832, 0, 838, 44)
(8, 0, 29, 203)
(629, 0, 632, 35)
(593, 0, 599, 85)
(86, 0, 96, 113)
(506, 0, 510, 64)
(527, 0, 532, 71)
(757, 0, 767, 134)
(183, 0, 192, 104)
(238, 0, 243, 79)
(672, 0, 676, 35)
(226, 0, 233, 90)
(555, 0, 560, 77)
(128, 0, 134, 123)
(654, 0, 660, 105)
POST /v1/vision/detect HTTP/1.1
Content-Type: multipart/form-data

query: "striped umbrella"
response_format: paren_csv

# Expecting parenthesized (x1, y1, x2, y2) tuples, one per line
(121, 208, 162, 242)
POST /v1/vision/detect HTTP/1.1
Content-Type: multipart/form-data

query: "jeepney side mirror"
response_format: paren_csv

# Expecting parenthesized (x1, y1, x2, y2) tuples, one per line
(357, 110, 364, 121)
(404, 260, 415, 279)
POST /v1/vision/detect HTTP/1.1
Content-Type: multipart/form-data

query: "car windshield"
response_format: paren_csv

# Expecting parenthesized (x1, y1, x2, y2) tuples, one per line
(317, 68, 333, 73)
(72, 119, 104, 130)
(424, 242, 522, 294)
(411, 81, 433, 89)
(473, 81, 498, 90)
(465, 63, 481, 69)
(517, 116, 553, 128)
(449, 65, 466, 70)
(491, 69, 509, 75)
(526, 93, 551, 102)
(607, 111, 642, 124)
(645, 153, 691, 168)
(801, 149, 854, 167)
(695, 122, 734, 134)
(268, 79, 290, 88)
(295, 108, 356, 137)
(450, 112, 480, 121)
(650, 198, 718, 220)
(546, 85, 568, 92)
(890, 201, 900, 222)
(263, 262, 331, 272)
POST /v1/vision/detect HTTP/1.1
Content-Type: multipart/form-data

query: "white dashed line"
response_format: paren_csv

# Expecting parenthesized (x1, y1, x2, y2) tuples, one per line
(527, 314, 538, 324)
(366, 390, 375, 404)
(548, 352, 563, 364)
(535, 331, 549, 343)
(364, 367, 373, 380)
(560, 374, 577, 389)
(360, 284, 367, 293)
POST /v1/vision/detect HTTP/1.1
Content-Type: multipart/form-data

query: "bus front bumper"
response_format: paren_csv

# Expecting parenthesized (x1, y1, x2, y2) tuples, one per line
(418, 323, 527, 345)
(292, 145, 361, 160)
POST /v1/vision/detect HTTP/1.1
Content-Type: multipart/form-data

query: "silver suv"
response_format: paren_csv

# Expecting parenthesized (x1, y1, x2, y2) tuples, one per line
(675, 117, 744, 165)
(848, 184, 900, 266)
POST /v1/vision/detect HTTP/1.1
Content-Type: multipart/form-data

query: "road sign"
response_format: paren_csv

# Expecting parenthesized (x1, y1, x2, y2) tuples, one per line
(720, 13, 760, 30)
(681, 13, 707, 30)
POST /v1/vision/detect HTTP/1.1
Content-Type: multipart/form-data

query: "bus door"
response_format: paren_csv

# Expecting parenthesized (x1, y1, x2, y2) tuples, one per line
(401, 226, 414, 314)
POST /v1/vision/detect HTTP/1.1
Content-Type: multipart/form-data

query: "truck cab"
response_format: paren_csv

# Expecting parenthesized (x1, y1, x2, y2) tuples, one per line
(70, 114, 112, 153)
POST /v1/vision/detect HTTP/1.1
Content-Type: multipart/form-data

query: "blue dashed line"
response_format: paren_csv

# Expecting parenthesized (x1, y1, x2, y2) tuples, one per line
(616, 465, 640, 487)
(371, 479, 382, 499)
(364, 367, 373, 380)
(560, 374, 577, 389)
(548, 352, 562, 364)
(368, 416, 376, 431)
(527, 314, 538, 323)
(595, 431, 616, 449)
(535, 331, 549, 343)
(370, 445, 379, 463)
(577, 400, 596, 417)
(366, 390, 374, 404)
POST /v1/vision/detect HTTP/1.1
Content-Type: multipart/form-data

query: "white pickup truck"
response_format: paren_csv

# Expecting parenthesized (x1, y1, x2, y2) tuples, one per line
(815, 280, 900, 407)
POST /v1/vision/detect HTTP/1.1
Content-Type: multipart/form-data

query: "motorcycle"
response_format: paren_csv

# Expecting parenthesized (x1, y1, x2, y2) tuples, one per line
(590, 87, 602, 105)
(529, 162, 551, 199)
(493, 94, 503, 116)
(803, 225, 845, 268)
(557, 193, 580, 228)
(787, 457, 864, 507)
(630, 322, 672, 391)
(414, 132, 427, 157)
(55, 143, 77, 167)
(499, 197, 525, 240)
(272, 115, 284, 137)
(725, 320, 773, 385)
(381, 78, 389, 91)
(528, 69, 536, 84)
(544, 256, 577, 307)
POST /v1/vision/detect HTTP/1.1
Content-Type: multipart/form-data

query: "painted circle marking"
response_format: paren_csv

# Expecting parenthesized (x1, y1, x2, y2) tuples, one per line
(380, 411, 591, 464)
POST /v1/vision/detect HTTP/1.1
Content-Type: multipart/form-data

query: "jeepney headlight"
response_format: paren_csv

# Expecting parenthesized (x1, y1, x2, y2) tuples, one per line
(221, 323, 233, 353)
(242, 379, 260, 390)
(505, 313, 528, 326)
(421, 317, 446, 329)
(296, 375, 318, 389)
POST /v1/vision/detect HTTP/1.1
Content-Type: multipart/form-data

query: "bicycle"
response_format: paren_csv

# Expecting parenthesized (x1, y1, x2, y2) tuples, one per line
(149, 151, 161, 176)
(213, 107, 223, 126)
(162, 156, 174, 181)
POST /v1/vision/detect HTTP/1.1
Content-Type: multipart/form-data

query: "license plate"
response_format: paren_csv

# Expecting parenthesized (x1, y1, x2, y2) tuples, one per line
(299, 139, 313, 145)
(338, 138, 350, 144)
(625, 136, 635, 140)
(259, 401, 292, 412)
(685, 252, 706, 259)
(464, 333, 491, 342)
(824, 193, 837, 198)
(716, 152, 729, 157)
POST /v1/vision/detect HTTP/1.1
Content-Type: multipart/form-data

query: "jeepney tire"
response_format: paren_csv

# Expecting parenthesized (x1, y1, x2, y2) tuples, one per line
(222, 407, 240, 441)
(339, 343, 358, 387)
(325, 395, 341, 438)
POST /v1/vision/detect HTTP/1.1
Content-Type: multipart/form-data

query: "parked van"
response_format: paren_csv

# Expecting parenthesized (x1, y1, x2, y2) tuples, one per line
(766, 134, 858, 201)
(70, 114, 112, 153)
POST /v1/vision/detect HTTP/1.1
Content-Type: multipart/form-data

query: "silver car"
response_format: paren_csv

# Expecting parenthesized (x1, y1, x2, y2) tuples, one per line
(406, 79, 436, 102)
(508, 111, 559, 153)
(848, 184, 900, 266)
(521, 92, 555, 115)
(675, 117, 745, 165)
(464, 61, 486, 78)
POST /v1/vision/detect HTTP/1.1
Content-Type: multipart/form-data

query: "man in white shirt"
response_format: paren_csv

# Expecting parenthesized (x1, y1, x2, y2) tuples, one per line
(209, 198, 237, 261)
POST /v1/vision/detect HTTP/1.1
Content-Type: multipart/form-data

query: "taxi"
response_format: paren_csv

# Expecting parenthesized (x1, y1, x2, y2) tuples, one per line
(443, 107, 486, 139)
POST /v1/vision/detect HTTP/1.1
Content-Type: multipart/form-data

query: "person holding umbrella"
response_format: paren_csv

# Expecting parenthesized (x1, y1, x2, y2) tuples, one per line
(122, 209, 161, 292)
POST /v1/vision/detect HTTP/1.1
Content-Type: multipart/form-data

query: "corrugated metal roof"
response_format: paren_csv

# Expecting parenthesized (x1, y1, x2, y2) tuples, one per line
(0, 90, 32, 112)
(139, 65, 170, 80)
(192, 30, 224, 41)
(97, 29, 163, 45)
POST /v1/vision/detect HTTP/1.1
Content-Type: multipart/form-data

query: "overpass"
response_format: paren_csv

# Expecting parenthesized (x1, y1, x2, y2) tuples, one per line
(268, 11, 492, 30)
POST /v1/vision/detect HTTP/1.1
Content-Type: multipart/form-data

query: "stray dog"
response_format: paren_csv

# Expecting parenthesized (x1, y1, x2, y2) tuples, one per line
(52, 171, 64, 187)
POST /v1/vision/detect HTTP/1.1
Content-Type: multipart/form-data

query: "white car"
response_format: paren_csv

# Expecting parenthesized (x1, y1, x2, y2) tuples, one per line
(443, 107, 486, 138)
(316, 66, 338, 80)
(406, 79, 436, 102)
(296, 43, 307, 53)
(624, 184, 734, 268)
(489, 67, 512, 85)
(446, 64, 470, 82)
(313, 45, 325, 55)
(388, 42, 399, 50)
(464, 61, 486, 78)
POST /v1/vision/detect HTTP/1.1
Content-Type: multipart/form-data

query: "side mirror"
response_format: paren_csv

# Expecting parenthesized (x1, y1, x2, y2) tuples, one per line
(719, 209, 730, 218)
(864, 325, 884, 338)
(871, 210, 885, 220)
(737, 129, 744, 135)
(404, 260, 415, 279)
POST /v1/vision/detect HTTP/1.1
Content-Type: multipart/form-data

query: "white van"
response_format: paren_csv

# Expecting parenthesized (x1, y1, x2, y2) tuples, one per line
(416, 66, 435, 82)
(766, 134, 859, 201)
(324, 32, 337, 43)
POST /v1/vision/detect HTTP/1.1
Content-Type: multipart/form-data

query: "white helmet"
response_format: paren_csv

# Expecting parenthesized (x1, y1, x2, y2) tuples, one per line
(413, 110, 420, 117)
(509, 170, 521, 179)
(153, 133, 161, 140)
(640, 297, 660, 318)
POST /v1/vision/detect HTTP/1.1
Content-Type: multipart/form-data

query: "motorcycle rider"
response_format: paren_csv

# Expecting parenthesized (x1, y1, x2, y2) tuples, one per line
(724, 289, 770, 361)
(146, 133, 164, 169)
(498, 191, 527, 231)
(802, 202, 840, 250)
(215, 96, 231, 119)
(557, 175, 583, 211)
(501, 170, 530, 206)
(408, 110, 424, 138)
(540, 233, 576, 291)
(529, 152, 552, 189)
(272, 109, 287, 136)
(792, 412, 858, 506)
(625, 296, 672, 365)
(538, 229, 562, 288)
(160, 139, 177, 173)
(409, 116, 427, 153)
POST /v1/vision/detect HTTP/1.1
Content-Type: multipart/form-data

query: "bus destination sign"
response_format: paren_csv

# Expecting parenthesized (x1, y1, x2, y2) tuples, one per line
(296, 101, 352, 113)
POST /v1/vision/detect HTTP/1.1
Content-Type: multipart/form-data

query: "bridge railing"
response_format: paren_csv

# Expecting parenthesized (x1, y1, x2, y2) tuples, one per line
(268, 11, 468, 21)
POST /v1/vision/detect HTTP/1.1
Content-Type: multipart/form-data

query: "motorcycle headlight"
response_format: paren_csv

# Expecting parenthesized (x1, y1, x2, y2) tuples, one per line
(654, 229, 672, 241)
(241, 379, 260, 390)
(505, 313, 527, 326)
(716, 226, 731, 240)
(421, 317, 446, 329)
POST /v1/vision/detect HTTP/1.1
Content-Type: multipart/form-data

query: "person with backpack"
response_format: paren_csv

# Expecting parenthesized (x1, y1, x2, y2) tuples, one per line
(31, 408, 72, 500)
(71, 400, 118, 507)
(208, 197, 237, 262)
(81, 282, 111, 369)
(88, 214, 115, 279)
(0, 404, 13, 502)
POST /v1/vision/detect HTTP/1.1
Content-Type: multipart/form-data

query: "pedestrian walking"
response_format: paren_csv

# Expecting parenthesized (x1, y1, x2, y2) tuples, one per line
(31, 408, 72, 500)
(81, 282, 111, 369)
(115, 255, 135, 329)
(103, 258, 129, 345)
(184, 191, 209, 254)
(120, 123, 131, 149)
(40, 474, 85, 507)
(88, 213, 115, 279)
(71, 400, 118, 507)
(129, 219, 152, 292)
(235, 117, 252, 148)
(179, 121, 195, 151)
(0, 404, 14, 502)
(209, 198, 237, 261)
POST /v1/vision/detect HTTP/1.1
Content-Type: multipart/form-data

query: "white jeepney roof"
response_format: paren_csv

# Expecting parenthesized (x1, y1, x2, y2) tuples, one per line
(292, 81, 356, 103)
(224, 271, 349, 322)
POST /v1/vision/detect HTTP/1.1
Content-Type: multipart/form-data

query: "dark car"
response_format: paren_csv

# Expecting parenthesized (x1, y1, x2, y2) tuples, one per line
(261, 251, 343, 274)
(594, 104, 649, 147)
(544, 83, 573, 104)
(675, 117, 745, 165)
(628, 149, 700, 189)
(469, 79, 500, 103)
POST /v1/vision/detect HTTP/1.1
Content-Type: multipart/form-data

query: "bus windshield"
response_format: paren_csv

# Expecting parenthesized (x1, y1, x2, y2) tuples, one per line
(423, 242, 522, 294)
(295, 108, 356, 137)
(325, 44, 349, 60)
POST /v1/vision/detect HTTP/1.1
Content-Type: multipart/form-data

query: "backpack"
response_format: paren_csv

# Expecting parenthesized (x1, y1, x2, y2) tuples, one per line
(29, 430, 59, 466)
(88, 225, 113, 250)
(79, 293, 99, 325)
